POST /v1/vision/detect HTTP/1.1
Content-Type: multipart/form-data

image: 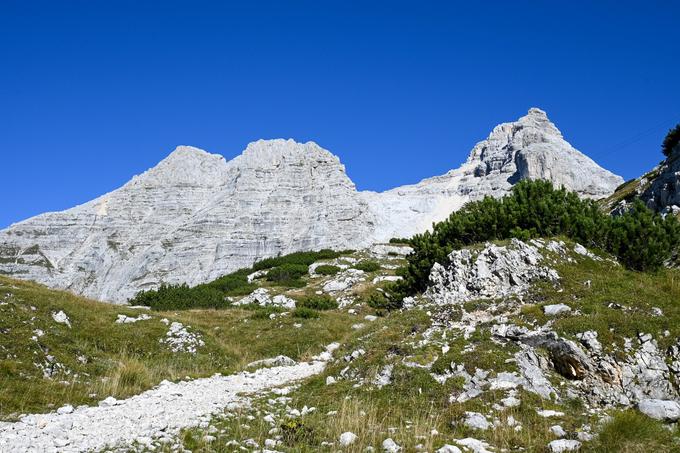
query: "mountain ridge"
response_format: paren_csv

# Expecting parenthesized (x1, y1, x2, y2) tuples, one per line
(0, 108, 623, 303)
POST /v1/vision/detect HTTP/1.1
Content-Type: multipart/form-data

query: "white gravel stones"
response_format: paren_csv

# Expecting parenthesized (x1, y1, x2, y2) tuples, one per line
(115, 313, 151, 324)
(369, 244, 413, 258)
(550, 425, 567, 437)
(246, 355, 296, 369)
(160, 322, 205, 353)
(235, 288, 296, 309)
(454, 437, 494, 453)
(0, 353, 331, 452)
(437, 445, 462, 453)
(537, 409, 565, 418)
(548, 439, 582, 452)
(638, 399, 680, 421)
(543, 304, 571, 316)
(573, 243, 601, 260)
(463, 412, 490, 430)
(339, 431, 358, 446)
(372, 275, 403, 284)
(373, 365, 394, 388)
(56, 405, 74, 415)
(52, 310, 71, 327)
(576, 331, 602, 353)
(323, 269, 365, 293)
(382, 437, 401, 452)
(98, 396, 118, 408)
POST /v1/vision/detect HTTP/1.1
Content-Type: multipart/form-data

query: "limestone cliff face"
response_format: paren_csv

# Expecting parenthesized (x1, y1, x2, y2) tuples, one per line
(0, 140, 375, 302)
(0, 109, 622, 303)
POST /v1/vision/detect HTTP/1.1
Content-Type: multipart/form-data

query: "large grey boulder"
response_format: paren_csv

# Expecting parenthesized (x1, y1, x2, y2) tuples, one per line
(638, 399, 680, 421)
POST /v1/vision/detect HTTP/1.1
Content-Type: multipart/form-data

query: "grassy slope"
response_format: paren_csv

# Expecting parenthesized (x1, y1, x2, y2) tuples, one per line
(167, 240, 680, 453)
(3, 242, 679, 452)
(0, 276, 356, 420)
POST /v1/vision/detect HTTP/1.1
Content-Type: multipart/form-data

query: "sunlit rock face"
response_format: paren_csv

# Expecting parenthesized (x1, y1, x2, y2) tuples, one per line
(363, 108, 623, 241)
(0, 109, 622, 303)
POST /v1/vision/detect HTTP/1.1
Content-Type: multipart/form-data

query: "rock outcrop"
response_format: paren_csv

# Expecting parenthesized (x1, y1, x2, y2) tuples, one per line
(639, 142, 680, 213)
(0, 109, 622, 303)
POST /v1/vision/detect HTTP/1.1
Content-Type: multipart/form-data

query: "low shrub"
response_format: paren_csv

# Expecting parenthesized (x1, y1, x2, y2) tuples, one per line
(292, 307, 320, 319)
(314, 264, 341, 276)
(354, 260, 381, 272)
(394, 180, 680, 299)
(364, 289, 401, 311)
(206, 269, 256, 296)
(662, 123, 680, 157)
(389, 237, 411, 244)
(253, 249, 347, 271)
(296, 294, 338, 310)
(267, 263, 309, 281)
(130, 283, 227, 310)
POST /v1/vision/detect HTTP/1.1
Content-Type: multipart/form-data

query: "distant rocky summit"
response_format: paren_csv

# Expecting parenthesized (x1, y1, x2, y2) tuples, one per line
(0, 109, 622, 303)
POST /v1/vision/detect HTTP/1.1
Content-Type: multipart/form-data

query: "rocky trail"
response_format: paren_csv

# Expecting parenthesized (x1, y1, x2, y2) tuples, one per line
(0, 347, 337, 452)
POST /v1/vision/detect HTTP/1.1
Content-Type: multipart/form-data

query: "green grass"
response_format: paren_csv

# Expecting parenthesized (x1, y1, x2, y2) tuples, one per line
(585, 410, 680, 452)
(295, 294, 338, 311)
(5, 239, 680, 452)
(517, 248, 680, 351)
(354, 260, 381, 272)
(129, 249, 354, 310)
(0, 275, 357, 420)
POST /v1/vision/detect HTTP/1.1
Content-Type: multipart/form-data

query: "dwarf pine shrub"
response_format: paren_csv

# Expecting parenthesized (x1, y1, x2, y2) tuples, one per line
(394, 179, 680, 299)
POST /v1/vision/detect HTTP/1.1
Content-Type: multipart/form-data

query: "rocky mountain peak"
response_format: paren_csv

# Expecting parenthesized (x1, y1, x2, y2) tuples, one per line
(130, 145, 228, 188)
(466, 107, 562, 171)
(0, 111, 623, 303)
(239, 139, 340, 166)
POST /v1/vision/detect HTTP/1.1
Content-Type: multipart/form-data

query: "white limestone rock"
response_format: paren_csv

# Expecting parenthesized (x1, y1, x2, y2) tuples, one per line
(463, 412, 491, 431)
(0, 110, 621, 303)
(638, 399, 680, 421)
(339, 431, 358, 446)
(548, 439, 582, 452)
(544, 304, 571, 316)
(425, 239, 559, 305)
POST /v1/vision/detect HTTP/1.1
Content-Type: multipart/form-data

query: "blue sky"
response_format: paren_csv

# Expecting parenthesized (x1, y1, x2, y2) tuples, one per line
(1, 1, 678, 228)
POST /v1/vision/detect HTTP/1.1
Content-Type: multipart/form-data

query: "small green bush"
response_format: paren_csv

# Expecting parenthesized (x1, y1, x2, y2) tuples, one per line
(207, 269, 256, 296)
(662, 123, 680, 157)
(266, 263, 309, 285)
(292, 307, 320, 319)
(364, 289, 401, 311)
(389, 237, 411, 244)
(296, 294, 338, 310)
(253, 249, 346, 271)
(314, 264, 341, 276)
(130, 283, 227, 310)
(354, 260, 381, 272)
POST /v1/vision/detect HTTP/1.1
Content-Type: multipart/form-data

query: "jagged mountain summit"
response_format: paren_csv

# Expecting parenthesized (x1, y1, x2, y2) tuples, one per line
(0, 108, 623, 303)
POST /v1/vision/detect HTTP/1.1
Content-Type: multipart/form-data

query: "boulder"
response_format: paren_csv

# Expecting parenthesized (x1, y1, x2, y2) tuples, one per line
(638, 399, 680, 421)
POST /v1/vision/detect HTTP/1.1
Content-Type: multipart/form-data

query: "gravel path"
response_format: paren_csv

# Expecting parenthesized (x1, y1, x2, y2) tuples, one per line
(0, 357, 329, 452)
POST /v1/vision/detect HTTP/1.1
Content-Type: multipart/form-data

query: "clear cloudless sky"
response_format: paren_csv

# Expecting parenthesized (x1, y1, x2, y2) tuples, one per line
(1, 1, 679, 228)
